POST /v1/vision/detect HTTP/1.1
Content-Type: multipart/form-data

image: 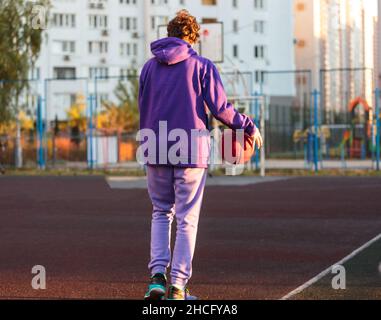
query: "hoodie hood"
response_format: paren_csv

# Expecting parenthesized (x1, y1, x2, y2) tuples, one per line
(151, 37, 197, 65)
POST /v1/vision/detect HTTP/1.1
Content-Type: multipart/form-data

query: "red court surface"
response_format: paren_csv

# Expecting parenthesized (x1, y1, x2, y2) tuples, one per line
(0, 176, 380, 300)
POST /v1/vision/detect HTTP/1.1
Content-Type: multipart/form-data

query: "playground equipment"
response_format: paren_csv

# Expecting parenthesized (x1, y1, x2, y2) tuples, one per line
(318, 97, 373, 161)
(346, 97, 372, 159)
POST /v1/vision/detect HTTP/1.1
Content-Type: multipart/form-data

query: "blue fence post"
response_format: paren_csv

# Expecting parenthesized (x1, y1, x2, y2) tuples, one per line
(92, 77, 99, 166)
(375, 88, 380, 171)
(36, 96, 45, 169)
(87, 94, 94, 170)
(308, 91, 314, 165)
(312, 89, 320, 173)
(43, 79, 49, 168)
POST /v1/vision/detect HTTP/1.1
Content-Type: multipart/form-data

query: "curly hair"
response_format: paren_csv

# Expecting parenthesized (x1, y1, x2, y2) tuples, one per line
(167, 10, 200, 44)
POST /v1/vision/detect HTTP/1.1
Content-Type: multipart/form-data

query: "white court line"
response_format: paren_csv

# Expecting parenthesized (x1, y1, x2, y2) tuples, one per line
(281, 233, 381, 300)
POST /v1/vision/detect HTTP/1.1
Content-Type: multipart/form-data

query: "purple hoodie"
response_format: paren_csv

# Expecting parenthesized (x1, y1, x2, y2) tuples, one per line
(139, 37, 255, 168)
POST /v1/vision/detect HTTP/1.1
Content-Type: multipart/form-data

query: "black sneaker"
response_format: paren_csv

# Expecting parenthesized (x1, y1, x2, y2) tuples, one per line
(144, 273, 167, 300)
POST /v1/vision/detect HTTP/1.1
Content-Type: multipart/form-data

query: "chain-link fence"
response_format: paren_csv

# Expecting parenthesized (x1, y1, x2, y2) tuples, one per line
(319, 69, 378, 170)
(261, 71, 313, 169)
(90, 75, 140, 168)
(0, 71, 379, 173)
(44, 78, 91, 167)
(0, 79, 41, 169)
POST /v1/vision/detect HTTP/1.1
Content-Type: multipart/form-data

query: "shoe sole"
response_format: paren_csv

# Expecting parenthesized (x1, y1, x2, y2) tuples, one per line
(144, 288, 166, 301)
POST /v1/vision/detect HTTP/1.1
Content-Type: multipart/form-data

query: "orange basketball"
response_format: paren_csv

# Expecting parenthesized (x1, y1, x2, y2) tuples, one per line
(220, 129, 255, 165)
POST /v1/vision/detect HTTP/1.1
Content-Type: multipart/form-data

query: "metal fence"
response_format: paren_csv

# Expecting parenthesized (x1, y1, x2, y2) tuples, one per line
(0, 79, 41, 168)
(0, 72, 379, 173)
(261, 71, 315, 167)
(318, 68, 379, 170)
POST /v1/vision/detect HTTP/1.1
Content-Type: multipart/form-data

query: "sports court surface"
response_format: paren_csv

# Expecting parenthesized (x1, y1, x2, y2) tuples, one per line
(0, 175, 380, 300)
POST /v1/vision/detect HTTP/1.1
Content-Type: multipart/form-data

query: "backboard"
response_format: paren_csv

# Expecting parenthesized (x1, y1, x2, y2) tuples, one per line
(221, 71, 253, 97)
(157, 22, 224, 63)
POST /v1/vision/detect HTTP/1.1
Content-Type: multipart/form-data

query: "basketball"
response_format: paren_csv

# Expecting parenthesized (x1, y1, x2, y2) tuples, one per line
(220, 129, 255, 165)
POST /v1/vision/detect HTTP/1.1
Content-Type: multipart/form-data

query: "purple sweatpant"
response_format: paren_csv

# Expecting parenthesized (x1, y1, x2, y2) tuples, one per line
(146, 165, 207, 288)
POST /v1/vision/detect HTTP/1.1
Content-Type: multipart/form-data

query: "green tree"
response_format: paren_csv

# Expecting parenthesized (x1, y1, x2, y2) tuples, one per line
(0, 0, 49, 120)
(102, 76, 140, 133)
(0, 0, 49, 166)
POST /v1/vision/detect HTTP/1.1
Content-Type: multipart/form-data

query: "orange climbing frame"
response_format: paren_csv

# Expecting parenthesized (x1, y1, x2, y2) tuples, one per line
(348, 97, 371, 113)
(348, 97, 372, 138)
(347, 97, 372, 158)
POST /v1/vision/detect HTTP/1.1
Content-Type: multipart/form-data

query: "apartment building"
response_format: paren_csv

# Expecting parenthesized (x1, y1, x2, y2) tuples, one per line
(34, 0, 295, 120)
(294, 0, 378, 123)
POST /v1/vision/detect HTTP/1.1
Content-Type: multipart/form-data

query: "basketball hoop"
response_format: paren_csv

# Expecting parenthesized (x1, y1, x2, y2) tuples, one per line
(157, 22, 224, 63)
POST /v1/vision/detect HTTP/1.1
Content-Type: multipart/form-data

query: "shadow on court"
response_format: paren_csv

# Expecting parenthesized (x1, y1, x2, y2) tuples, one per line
(0, 176, 380, 300)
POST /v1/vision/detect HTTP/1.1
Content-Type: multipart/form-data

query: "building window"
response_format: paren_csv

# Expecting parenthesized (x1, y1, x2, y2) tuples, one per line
(232, 0, 238, 8)
(51, 13, 76, 28)
(297, 39, 306, 48)
(89, 67, 109, 79)
(120, 68, 137, 77)
(233, 20, 238, 33)
(297, 75, 307, 85)
(151, 0, 169, 4)
(296, 2, 305, 11)
(120, 17, 138, 31)
(30, 67, 40, 80)
(255, 71, 265, 84)
(89, 15, 108, 29)
(53, 41, 76, 54)
(233, 45, 238, 58)
(254, 20, 265, 34)
(151, 16, 169, 30)
(254, 0, 265, 9)
(254, 45, 266, 59)
(120, 43, 138, 56)
(120, 43, 131, 56)
(53, 67, 76, 79)
(88, 41, 108, 54)
(119, 0, 137, 4)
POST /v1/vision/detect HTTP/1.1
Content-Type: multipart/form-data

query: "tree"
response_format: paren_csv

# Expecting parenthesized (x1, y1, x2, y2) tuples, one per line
(0, 0, 49, 120)
(66, 94, 87, 146)
(0, 0, 49, 167)
(100, 77, 140, 133)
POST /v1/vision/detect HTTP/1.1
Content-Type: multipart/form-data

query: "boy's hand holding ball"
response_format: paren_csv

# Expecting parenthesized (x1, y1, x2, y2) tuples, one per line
(251, 128, 263, 150)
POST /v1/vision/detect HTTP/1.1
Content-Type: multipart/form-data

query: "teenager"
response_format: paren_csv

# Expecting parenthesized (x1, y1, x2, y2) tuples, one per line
(139, 10, 263, 300)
